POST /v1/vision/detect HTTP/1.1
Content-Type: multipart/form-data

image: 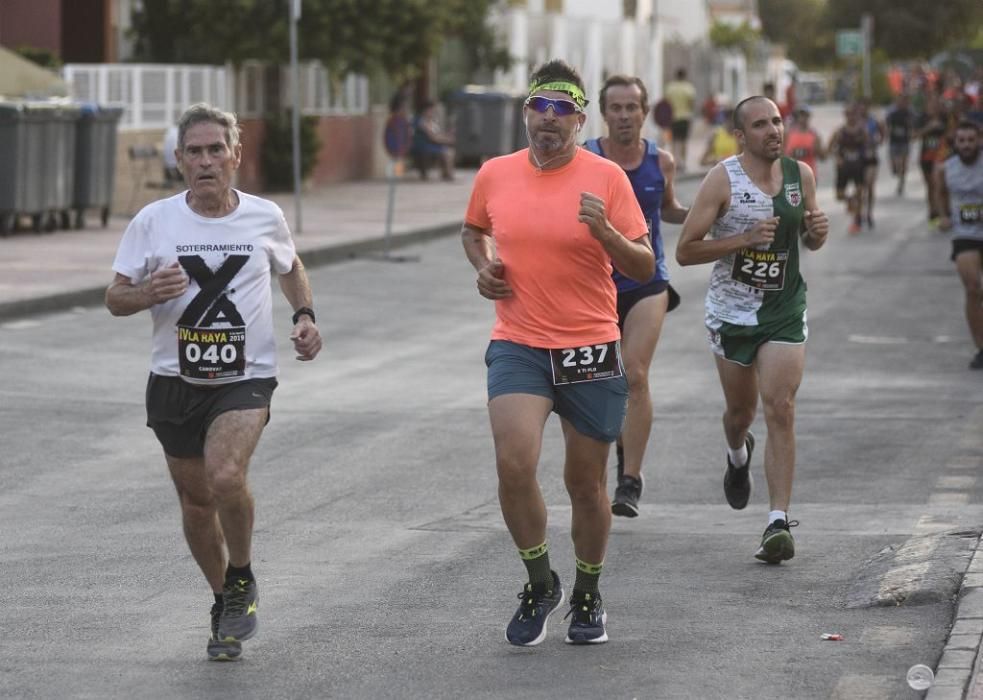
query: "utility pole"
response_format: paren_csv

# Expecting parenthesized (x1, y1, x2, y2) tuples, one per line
(861, 12, 873, 99)
(290, 0, 303, 233)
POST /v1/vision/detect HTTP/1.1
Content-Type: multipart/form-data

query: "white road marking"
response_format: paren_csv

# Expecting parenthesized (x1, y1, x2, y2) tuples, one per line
(1, 320, 42, 330)
(928, 492, 971, 507)
(847, 334, 909, 344)
(935, 475, 976, 491)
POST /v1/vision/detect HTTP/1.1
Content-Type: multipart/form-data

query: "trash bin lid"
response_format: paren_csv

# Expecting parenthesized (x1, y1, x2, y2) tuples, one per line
(0, 102, 23, 122)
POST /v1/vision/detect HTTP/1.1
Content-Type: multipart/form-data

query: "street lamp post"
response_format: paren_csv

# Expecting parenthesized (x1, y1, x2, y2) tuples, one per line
(290, 0, 302, 233)
(861, 12, 873, 99)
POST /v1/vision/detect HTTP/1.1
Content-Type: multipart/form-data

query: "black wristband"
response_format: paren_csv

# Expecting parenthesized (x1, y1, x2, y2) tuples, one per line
(291, 306, 315, 325)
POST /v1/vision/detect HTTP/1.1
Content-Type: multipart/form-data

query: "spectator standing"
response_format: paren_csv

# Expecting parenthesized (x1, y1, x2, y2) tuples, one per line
(664, 68, 696, 172)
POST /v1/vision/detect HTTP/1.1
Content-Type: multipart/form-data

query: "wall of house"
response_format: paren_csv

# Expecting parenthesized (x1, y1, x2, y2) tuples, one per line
(61, 0, 111, 63)
(0, 0, 61, 55)
(235, 112, 386, 192)
(309, 114, 379, 184)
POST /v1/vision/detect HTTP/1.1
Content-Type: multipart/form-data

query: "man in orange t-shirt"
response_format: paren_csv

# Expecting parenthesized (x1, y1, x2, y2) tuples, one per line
(461, 59, 652, 648)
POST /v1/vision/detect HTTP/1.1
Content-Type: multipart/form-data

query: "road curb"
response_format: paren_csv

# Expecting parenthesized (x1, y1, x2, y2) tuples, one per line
(0, 221, 463, 323)
(927, 534, 983, 700)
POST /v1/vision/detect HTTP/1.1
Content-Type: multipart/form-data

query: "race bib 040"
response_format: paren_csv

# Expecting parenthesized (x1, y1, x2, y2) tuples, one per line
(178, 325, 246, 380)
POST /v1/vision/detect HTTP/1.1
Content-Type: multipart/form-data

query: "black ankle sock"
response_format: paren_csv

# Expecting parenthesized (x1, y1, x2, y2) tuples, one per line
(213, 593, 223, 608)
(225, 562, 254, 582)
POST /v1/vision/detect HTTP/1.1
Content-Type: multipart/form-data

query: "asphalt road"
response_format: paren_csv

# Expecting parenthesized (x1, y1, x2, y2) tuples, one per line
(2, 140, 982, 699)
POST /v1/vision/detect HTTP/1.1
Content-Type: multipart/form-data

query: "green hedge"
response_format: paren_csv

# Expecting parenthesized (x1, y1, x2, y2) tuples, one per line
(261, 111, 321, 191)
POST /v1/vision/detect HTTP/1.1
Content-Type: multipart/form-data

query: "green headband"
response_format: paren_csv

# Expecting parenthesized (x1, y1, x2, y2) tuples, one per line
(527, 80, 588, 109)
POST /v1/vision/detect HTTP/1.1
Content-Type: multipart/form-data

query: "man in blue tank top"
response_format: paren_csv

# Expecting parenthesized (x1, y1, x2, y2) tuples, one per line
(584, 75, 689, 517)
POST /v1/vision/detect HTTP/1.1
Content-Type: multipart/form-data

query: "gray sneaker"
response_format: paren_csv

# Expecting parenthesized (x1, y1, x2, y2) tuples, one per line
(754, 519, 799, 564)
(207, 602, 242, 661)
(611, 474, 643, 518)
(218, 577, 259, 642)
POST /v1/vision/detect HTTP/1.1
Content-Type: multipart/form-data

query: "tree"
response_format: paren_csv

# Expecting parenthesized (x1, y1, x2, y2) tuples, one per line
(708, 21, 759, 57)
(823, 0, 983, 59)
(130, 0, 509, 82)
(757, 0, 829, 67)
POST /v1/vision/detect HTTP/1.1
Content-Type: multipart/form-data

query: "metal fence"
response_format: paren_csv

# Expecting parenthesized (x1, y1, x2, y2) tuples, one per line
(63, 62, 370, 131)
(293, 62, 370, 117)
(62, 64, 230, 130)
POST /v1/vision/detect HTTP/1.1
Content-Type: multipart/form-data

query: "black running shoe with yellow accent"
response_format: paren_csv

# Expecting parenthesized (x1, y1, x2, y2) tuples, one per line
(564, 590, 608, 644)
(218, 577, 258, 642)
(207, 602, 242, 661)
(724, 432, 755, 510)
(611, 474, 643, 518)
(505, 570, 564, 646)
(754, 519, 799, 564)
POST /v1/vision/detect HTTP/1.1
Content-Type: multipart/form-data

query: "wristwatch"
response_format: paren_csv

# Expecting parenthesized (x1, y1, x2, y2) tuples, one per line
(291, 306, 315, 324)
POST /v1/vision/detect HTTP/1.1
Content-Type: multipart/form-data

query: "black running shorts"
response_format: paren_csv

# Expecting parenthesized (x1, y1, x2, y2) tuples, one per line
(145, 373, 277, 458)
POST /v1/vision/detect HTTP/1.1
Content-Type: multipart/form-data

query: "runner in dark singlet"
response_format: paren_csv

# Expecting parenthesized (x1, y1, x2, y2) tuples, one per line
(917, 98, 948, 222)
(828, 103, 871, 234)
(885, 93, 915, 196)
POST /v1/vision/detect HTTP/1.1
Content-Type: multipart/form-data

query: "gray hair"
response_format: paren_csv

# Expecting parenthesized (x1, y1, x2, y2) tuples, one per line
(177, 103, 242, 150)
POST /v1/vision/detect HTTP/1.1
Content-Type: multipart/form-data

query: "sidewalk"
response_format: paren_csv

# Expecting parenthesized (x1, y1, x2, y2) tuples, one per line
(0, 171, 478, 321)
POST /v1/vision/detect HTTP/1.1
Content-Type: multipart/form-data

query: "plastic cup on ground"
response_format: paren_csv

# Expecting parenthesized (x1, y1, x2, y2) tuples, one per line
(906, 664, 934, 690)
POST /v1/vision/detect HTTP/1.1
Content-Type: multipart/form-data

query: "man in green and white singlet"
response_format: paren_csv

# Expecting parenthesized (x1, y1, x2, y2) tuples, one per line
(676, 96, 829, 564)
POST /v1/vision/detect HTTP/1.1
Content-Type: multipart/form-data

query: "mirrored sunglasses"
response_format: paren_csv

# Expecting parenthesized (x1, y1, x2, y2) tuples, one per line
(525, 95, 582, 116)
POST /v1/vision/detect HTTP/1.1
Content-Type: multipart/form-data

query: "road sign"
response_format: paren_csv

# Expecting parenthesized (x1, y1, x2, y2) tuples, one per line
(836, 30, 863, 58)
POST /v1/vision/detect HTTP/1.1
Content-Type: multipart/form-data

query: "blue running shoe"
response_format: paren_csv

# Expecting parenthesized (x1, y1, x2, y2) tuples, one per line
(564, 591, 608, 644)
(505, 571, 564, 646)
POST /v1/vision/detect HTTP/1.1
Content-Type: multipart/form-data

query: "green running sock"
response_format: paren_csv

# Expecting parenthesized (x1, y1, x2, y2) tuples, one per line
(518, 542, 552, 590)
(574, 558, 603, 595)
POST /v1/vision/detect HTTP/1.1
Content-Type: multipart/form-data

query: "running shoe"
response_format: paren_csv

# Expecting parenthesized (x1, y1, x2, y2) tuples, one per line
(564, 591, 608, 644)
(611, 474, 643, 518)
(970, 350, 983, 370)
(723, 432, 755, 510)
(207, 602, 242, 661)
(754, 519, 799, 564)
(218, 577, 259, 642)
(505, 571, 564, 646)
(848, 221, 862, 235)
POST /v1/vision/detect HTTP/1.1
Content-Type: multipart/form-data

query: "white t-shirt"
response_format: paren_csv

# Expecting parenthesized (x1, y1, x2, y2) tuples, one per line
(112, 190, 297, 385)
